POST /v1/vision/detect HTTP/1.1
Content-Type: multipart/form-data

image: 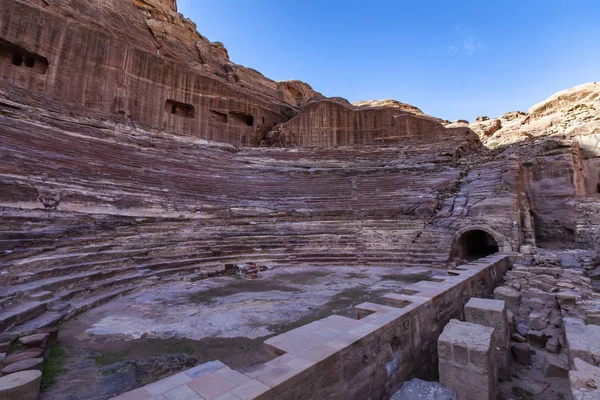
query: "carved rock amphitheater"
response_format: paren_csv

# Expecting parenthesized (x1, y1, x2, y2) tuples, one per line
(0, 1, 599, 399)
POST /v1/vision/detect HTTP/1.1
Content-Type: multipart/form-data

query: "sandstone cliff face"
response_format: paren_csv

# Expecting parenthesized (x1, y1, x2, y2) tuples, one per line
(265, 98, 482, 155)
(0, 0, 321, 147)
(352, 99, 425, 115)
(444, 84, 599, 246)
(465, 83, 600, 148)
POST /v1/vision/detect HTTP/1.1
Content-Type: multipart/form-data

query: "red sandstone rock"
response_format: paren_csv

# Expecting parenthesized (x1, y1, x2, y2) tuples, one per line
(0, 370, 42, 400)
(19, 334, 49, 349)
(1, 357, 44, 375)
(2, 348, 45, 367)
(0, 0, 322, 147)
(0, 2, 598, 381)
(511, 343, 533, 366)
(265, 97, 482, 151)
(34, 327, 59, 346)
(469, 118, 502, 138)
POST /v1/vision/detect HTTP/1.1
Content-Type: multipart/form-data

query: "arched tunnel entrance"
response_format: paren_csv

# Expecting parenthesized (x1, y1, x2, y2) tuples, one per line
(452, 229, 500, 261)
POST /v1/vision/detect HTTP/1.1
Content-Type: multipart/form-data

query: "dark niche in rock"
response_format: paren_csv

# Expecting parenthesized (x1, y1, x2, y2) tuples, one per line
(0, 39, 49, 75)
(229, 111, 254, 127)
(165, 99, 195, 118)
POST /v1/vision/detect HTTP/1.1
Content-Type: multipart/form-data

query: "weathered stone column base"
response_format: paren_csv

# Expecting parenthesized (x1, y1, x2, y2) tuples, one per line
(465, 297, 511, 377)
(439, 319, 497, 400)
(0, 370, 42, 400)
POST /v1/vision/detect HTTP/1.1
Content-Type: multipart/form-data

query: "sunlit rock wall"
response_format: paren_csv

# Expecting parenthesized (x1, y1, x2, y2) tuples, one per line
(0, 0, 321, 147)
(266, 98, 483, 151)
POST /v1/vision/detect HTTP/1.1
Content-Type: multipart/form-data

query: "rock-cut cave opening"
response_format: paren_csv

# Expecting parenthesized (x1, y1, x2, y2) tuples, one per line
(453, 229, 499, 261)
(1, 38, 49, 74)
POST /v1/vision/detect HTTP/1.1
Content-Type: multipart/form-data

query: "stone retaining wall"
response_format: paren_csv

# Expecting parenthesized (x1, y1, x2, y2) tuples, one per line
(113, 253, 514, 400)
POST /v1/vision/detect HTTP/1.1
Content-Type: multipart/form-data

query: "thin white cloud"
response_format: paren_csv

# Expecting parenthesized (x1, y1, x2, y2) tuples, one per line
(448, 37, 485, 56)
(463, 37, 477, 55)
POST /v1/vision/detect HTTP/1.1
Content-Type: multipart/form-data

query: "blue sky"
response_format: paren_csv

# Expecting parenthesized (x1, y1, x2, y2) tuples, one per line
(178, 1, 600, 122)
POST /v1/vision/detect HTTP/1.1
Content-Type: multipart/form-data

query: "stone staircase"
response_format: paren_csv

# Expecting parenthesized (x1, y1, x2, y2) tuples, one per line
(0, 216, 454, 333)
(0, 105, 472, 334)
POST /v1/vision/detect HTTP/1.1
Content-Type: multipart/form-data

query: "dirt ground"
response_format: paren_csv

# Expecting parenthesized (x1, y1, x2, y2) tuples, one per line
(41, 265, 445, 400)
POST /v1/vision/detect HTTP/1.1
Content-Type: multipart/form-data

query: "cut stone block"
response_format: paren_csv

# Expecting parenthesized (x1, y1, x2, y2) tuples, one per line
(438, 319, 497, 400)
(2, 348, 45, 367)
(511, 342, 533, 366)
(565, 321, 600, 367)
(543, 354, 569, 378)
(35, 327, 59, 346)
(110, 387, 152, 400)
(187, 371, 238, 399)
(569, 358, 600, 400)
(493, 286, 520, 315)
(19, 333, 50, 349)
(0, 370, 42, 400)
(144, 372, 191, 396)
(464, 297, 510, 377)
(163, 384, 204, 399)
(2, 357, 44, 375)
(184, 360, 227, 379)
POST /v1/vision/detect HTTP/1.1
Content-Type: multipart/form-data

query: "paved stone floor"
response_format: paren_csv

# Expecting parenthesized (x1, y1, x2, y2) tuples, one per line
(74, 266, 437, 341)
(41, 265, 442, 400)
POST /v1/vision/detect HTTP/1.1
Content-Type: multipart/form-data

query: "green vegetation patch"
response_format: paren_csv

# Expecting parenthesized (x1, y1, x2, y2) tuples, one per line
(381, 271, 432, 283)
(90, 351, 127, 367)
(308, 271, 330, 277)
(332, 288, 369, 300)
(41, 345, 68, 391)
(188, 279, 299, 304)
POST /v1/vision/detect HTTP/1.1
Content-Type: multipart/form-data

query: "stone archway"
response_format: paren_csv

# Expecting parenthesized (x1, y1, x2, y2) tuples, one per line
(451, 225, 510, 261)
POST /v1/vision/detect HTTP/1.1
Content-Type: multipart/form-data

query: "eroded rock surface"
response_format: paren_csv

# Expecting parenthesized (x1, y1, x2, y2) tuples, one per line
(0, 0, 599, 399)
(463, 83, 600, 148)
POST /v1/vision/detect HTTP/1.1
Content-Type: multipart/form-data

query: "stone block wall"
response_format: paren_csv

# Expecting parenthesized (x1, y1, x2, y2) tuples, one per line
(438, 319, 497, 400)
(576, 200, 600, 247)
(112, 253, 514, 400)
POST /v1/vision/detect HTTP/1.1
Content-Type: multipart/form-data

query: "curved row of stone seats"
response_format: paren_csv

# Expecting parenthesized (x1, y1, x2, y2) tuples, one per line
(0, 104, 467, 216)
(2, 220, 453, 276)
(0, 102, 470, 334)
(0, 218, 455, 332)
